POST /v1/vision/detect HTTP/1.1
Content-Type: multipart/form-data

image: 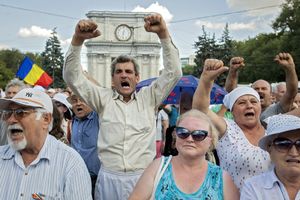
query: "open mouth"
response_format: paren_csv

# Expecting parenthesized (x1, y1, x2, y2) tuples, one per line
(76, 107, 83, 112)
(286, 159, 300, 163)
(8, 128, 23, 136)
(259, 94, 264, 100)
(121, 81, 130, 88)
(244, 111, 255, 117)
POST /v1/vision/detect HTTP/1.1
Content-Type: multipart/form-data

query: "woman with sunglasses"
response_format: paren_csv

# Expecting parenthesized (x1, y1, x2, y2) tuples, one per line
(129, 109, 239, 200)
(241, 114, 300, 200)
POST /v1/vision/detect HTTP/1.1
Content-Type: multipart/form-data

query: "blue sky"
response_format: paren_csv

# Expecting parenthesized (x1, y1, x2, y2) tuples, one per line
(0, 0, 284, 66)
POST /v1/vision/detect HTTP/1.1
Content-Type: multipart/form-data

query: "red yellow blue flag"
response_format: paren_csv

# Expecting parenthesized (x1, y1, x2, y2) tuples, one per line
(16, 56, 53, 87)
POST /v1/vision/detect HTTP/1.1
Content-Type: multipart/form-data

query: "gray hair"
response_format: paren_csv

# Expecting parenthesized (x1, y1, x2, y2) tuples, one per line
(35, 108, 53, 132)
(110, 55, 140, 76)
(176, 109, 218, 150)
(5, 78, 26, 93)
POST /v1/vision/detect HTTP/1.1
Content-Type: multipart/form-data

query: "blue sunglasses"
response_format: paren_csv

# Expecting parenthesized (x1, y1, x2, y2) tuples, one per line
(175, 127, 208, 141)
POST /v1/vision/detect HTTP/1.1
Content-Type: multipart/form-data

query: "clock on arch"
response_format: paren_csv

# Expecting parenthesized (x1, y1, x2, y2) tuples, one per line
(115, 24, 132, 41)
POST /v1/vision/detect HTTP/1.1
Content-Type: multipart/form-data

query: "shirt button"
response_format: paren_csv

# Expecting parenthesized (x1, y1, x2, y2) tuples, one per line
(20, 193, 24, 196)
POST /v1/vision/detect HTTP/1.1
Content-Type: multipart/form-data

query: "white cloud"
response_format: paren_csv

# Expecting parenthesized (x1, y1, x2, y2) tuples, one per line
(195, 20, 256, 31)
(18, 26, 52, 38)
(59, 37, 71, 47)
(132, 2, 173, 23)
(0, 44, 10, 50)
(226, 0, 284, 16)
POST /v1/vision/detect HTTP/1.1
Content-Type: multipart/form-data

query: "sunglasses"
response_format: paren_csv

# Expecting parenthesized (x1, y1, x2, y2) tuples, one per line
(272, 137, 300, 153)
(0, 108, 36, 121)
(175, 127, 208, 141)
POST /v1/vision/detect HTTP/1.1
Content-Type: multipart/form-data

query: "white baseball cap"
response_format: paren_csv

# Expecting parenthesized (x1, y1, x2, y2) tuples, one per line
(259, 114, 300, 151)
(0, 88, 53, 113)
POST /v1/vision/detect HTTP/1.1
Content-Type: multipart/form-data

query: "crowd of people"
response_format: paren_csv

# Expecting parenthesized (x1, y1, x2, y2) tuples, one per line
(0, 13, 299, 200)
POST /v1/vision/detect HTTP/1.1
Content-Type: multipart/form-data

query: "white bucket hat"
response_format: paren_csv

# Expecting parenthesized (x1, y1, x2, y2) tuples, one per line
(52, 93, 73, 117)
(258, 114, 300, 151)
(0, 88, 53, 113)
(223, 86, 260, 111)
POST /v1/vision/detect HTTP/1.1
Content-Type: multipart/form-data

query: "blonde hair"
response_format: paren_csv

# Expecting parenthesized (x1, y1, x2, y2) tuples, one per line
(176, 109, 218, 150)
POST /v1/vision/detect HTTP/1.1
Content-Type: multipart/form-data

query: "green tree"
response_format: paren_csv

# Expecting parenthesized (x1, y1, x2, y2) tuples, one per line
(272, 0, 300, 76)
(194, 26, 220, 77)
(41, 28, 65, 88)
(0, 60, 14, 89)
(182, 64, 195, 75)
(219, 23, 233, 65)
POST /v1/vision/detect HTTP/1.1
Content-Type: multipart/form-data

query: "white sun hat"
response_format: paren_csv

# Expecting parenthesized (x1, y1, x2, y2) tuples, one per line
(258, 114, 300, 151)
(0, 88, 53, 113)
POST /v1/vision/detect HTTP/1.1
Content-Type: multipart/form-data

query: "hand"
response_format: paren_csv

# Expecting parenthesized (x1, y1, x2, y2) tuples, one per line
(202, 59, 229, 81)
(229, 57, 245, 71)
(274, 52, 295, 71)
(72, 19, 101, 46)
(144, 13, 169, 39)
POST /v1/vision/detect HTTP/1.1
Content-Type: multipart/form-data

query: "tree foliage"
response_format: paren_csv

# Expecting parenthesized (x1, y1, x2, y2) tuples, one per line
(41, 28, 65, 88)
(194, 25, 234, 86)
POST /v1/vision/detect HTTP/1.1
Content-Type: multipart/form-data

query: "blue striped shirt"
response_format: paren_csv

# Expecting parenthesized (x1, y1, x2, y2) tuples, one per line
(0, 134, 92, 200)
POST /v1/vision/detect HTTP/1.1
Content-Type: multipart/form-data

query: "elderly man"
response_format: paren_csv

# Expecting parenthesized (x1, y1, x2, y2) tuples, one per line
(63, 13, 182, 199)
(0, 78, 27, 146)
(0, 88, 92, 199)
(68, 94, 101, 198)
(241, 114, 300, 200)
(252, 53, 298, 121)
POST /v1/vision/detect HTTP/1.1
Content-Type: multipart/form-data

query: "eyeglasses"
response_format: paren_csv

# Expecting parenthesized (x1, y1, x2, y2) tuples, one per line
(0, 108, 36, 121)
(272, 137, 300, 153)
(175, 127, 208, 141)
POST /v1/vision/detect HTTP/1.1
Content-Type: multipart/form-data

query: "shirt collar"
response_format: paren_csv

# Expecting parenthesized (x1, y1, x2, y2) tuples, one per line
(0, 135, 54, 162)
(263, 167, 280, 189)
(112, 90, 137, 101)
(74, 111, 95, 121)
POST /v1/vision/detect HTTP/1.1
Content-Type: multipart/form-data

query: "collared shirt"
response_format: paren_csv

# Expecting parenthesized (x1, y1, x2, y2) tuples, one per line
(71, 111, 101, 176)
(64, 37, 182, 172)
(241, 168, 300, 200)
(0, 135, 92, 200)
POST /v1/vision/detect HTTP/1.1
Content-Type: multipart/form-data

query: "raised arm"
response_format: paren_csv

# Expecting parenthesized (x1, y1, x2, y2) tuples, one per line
(144, 14, 169, 39)
(72, 19, 101, 46)
(275, 53, 298, 112)
(192, 59, 228, 137)
(143, 13, 182, 106)
(225, 57, 245, 93)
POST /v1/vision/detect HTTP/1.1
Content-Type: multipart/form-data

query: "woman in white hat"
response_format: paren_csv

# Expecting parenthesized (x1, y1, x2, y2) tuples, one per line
(241, 114, 300, 200)
(193, 58, 272, 189)
(52, 93, 73, 143)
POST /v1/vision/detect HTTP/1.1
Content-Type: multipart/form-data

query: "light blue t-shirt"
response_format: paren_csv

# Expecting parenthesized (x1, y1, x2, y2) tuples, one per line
(155, 159, 223, 200)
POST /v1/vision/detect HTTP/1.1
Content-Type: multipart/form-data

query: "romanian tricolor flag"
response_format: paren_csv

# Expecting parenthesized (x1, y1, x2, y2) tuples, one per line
(16, 56, 53, 87)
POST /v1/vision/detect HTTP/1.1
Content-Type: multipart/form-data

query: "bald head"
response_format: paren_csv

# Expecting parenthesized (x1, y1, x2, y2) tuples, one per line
(252, 79, 272, 110)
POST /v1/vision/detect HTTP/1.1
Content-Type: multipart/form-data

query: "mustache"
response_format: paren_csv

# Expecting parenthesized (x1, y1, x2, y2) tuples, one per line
(7, 124, 23, 131)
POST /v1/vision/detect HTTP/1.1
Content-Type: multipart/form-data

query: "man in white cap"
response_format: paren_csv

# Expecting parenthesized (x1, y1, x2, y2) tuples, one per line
(241, 114, 300, 200)
(0, 88, 92, 199)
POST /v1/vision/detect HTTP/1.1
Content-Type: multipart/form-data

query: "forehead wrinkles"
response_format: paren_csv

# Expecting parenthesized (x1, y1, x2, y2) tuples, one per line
(235, 95, 259, 103)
